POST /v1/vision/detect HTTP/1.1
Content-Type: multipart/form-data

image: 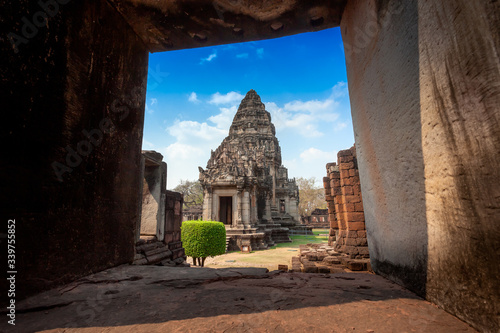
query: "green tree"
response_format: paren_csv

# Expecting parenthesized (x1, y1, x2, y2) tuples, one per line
(181, 220, 226, 267)
(296, 177, 326, 216)
(173, 179, 203, 209)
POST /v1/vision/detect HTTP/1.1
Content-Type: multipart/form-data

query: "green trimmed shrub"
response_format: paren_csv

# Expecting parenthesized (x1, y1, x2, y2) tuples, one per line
(181, 220, 226, 267)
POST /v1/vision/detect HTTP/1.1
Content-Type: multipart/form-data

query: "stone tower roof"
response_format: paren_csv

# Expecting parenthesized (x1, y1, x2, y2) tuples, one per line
(229, 89, 276, 137)
(199, 89, 283, 186)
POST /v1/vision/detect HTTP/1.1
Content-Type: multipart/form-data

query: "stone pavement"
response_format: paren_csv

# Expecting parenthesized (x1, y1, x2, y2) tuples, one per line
(2, 265, 476, 332)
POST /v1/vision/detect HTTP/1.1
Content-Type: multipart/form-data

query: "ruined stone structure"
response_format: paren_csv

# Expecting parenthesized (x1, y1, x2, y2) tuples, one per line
(4, 1, 499, 331)
(199, 90, 300, 251)
(134, 151, 185, 265)
(323, 146, 369, 259)
(301, 208, 329, 228)
(182, 204, 203, 222)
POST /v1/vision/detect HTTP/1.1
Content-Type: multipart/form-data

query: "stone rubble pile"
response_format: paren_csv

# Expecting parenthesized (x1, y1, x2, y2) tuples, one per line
(291, 243, 371, 273)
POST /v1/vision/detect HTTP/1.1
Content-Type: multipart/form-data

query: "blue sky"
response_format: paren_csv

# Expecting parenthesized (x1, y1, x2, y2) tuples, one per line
(143, 27, 354, 189)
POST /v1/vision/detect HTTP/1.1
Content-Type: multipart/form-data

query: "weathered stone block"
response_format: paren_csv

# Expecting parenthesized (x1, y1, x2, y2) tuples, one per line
(354, 203, 364, 212)
(347, 261, 364, 271)
(330, 179, 340, 187)
(345, 212, 365, 222)
(340, 177, 352, 186)
(302, 265, 318, 273)
(339, 161, 355, 170)
(342, 186, 354, 196)
(344, 203, 355, 212)
(338, 155, 354, 163)
(344, 195, 361, 204)
(318, 266, 331, 273)
(347, 222, 365, 231)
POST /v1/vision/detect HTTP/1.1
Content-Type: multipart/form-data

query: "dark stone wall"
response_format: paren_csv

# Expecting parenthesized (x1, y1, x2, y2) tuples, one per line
(1, 0, 148, 300)
(342, 0, 500, 331)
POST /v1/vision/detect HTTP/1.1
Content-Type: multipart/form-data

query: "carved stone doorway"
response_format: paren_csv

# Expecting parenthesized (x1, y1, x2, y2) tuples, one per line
(219, 196, 233, 225)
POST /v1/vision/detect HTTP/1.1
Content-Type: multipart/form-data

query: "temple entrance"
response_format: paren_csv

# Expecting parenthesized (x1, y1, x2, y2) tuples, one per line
(219, 196, 233, 225)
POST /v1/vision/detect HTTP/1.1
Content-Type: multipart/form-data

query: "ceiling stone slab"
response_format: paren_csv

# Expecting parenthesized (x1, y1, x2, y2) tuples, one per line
(109, 0, 347, 52)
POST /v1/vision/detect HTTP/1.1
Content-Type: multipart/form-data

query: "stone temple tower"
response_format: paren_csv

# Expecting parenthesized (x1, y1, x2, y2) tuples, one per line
(199, 89, 300, 251)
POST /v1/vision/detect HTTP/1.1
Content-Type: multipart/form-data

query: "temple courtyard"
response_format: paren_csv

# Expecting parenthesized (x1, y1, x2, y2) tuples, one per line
(5, 265, 475, 332)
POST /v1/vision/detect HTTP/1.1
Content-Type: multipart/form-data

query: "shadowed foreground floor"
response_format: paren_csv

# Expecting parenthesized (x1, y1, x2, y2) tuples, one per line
(3, 265, 476, 332)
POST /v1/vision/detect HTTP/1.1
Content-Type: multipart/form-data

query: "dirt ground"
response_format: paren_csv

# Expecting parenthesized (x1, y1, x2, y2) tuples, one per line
(203, 230, 328, 271)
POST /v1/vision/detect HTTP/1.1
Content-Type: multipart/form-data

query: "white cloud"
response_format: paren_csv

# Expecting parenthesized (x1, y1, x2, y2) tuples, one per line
(208, 106, 237, 129)
(334, 121, 349, 131)
(188, 92, 200, 103)
(256, 48, 264, 59)
(331, 81, 348, 98)
(145, 104, 154, 114)
(263, 83, 349, 138)
(300, 148, 338, 162)
(236, 53, 249, 59)
(284, 99, 334, 113)
(163, 119, 229, 188)
(167, 120, 227, 145)
(200, 52, 217, 64)
(142, 139, 154, 148)
(209, 91, 244, 105)
(150, 98, 157, 106)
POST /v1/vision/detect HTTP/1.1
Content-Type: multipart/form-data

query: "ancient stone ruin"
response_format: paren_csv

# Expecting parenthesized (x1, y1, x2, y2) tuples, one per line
(301, 208, 329, 228)
(5, 1, 498, 331)
(134, 151, 186, 266)
(291, 146, 370, 274)
(323, 145, 369, 259)
(199, 90, 300, 251)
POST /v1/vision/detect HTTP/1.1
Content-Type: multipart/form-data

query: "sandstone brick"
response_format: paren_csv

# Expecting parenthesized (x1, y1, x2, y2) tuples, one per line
(326, 162, 336, 169)
(347, 261, 364, 271)
(342, 186, 354, 196)
(345, 238, 359, 246)
(325, 195, 335, 202)
(356, 237, 368, 246)
(306, 253, 319, 261)
(347, 222, 366, 230)
(330, 221, 338, 229)
(330, 179, 340, 187)
(344, 195, 361, 203)
(317, 265, 330, 273)
(354, 202, 364, 212)
(344, 203, 355, 212)
(278, 264, 288, 271)
(338, 155, 354, 163)
(302, 265, 318, 273)
(332, 187, 342, 196)
(352, 184, 361, 195)
(340, 170, 350, 179)
(346, 212, 364, 222)
(337, 149, 352, 157)
(357, 230, 367, 238)
(339, 161, 355, 170)
(348, 169, 357, 177)
(358, 247, 370, 255)
(340, 177, 352, 186)
(347, 230, 358, 238)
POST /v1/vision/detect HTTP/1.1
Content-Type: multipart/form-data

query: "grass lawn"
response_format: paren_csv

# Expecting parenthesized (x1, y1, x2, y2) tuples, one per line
(203, 228, 329, 271)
